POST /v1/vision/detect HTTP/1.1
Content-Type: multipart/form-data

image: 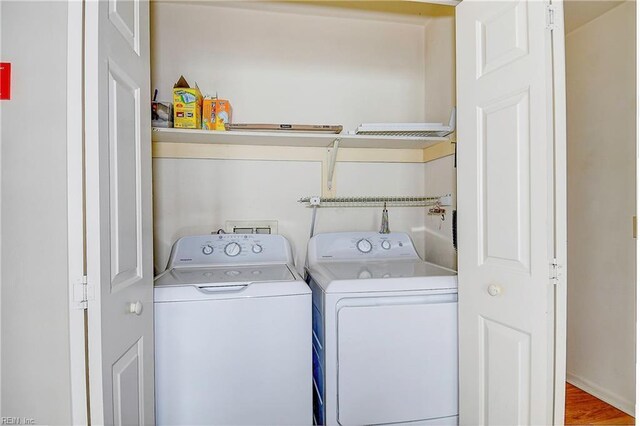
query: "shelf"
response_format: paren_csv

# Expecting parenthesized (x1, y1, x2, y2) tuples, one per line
(151, 127, 449, 150)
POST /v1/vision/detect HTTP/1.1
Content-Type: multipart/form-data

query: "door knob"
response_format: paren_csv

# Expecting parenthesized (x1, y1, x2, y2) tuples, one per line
(487, 284, 502, 297)
(128, 301, 143, 315)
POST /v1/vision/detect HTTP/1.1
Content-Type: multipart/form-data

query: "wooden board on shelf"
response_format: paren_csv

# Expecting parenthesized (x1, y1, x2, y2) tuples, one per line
(226, 123, 343, 133)
(151, 127, 449, 150)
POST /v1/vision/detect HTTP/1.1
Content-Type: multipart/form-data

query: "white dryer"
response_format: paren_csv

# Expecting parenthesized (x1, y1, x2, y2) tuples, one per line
(154, 234, 312, 425)
(306, 232, 458, 426)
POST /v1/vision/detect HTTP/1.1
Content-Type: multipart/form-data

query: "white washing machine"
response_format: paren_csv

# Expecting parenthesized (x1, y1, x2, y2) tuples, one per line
(306, 232, 458, 426)
(154, 234, 312, 425)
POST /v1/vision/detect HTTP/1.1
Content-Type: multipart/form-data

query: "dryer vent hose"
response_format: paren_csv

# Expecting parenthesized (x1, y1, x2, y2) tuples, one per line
(452, 210, 457, 251)
(310, 205, 318, 238)
(304, 205, 319, 281)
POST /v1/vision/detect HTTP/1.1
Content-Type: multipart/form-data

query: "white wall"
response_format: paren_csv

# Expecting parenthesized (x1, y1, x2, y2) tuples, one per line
(153, 159, 428, 273)
(424, 11, 456, 125)
(0, 1, 73, 424)
(565, 1, 636, 414)
(151, 2, 435, 130)
(151, 2, 455, 272)
(422, 10, 456, 270)
(423, 155, 456, 270)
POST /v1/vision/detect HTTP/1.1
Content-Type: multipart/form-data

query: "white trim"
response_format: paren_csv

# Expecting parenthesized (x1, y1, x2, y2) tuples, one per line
(84, 0, 106, 421)
(636, 0, 640, 418)
(67, 1, 88, 424)
(550, 0, 567, 424)
(0, 0, 4, 414)
(567, 372, 635, 417)
(410, 0, 460, 6)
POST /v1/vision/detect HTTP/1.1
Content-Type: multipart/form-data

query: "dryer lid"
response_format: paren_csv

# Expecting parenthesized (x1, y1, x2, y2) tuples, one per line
(155, 264, 296, 287)
(321, 259, 456, 281)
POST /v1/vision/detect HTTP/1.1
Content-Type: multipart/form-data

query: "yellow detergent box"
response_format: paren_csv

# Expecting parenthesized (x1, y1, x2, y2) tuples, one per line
(173, 76, 202, 129)
(202, 98, 233, 131)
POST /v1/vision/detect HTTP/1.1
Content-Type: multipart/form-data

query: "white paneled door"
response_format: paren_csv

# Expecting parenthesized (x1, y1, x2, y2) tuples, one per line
(456, 0, 566, 424)
(84, 0, 154, 424)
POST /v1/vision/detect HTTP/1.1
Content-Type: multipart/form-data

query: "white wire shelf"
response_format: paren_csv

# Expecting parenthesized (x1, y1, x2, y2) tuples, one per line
(298, 195, 452, 208)
(351, 108, 456, 138)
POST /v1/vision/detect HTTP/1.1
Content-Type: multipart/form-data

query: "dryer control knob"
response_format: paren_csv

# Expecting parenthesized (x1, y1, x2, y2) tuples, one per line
(202, 245, 214, 255)
(358, 269, 373, 279)
(381, 240, 391, 250)
(224, 242, 241, 257)
(252, 244, 263, 254)
(356, 239, 373, 253)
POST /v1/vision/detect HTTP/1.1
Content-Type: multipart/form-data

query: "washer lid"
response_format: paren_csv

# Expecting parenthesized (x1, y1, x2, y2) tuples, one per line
(155, 264, 296, 287)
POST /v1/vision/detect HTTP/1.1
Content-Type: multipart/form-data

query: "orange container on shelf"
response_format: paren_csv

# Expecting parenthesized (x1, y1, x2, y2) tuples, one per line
(202, 98, 232, 131)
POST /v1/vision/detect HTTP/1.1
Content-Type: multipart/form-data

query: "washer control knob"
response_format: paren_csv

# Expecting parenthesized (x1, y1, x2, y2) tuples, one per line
(381, 240, 391, 250)
(224, 242, 241, 257)
(202, 245, 214, 255)
(252, 244, 263, 254)
(356, 239, 373, 253)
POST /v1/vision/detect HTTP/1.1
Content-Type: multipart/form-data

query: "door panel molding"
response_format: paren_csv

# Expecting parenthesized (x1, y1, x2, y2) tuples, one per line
(479, 316, 531, 424)
(476, 1, 529, 78)
(109, 0, 141, 55)
(112, 338, 145, 426)
(107, 60, 143, 292)
(478, 88, 531, 272)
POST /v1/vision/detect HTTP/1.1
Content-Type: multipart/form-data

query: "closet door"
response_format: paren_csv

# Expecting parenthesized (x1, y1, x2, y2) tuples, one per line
(456, 0, 566, 424)
(84, 0, 154, 424)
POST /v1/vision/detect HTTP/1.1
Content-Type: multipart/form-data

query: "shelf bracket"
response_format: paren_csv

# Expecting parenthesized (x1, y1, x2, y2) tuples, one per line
(327, 138, 340, 191)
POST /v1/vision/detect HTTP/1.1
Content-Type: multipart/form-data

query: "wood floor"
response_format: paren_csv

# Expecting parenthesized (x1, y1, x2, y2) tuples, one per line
(565, 383, 635, 425)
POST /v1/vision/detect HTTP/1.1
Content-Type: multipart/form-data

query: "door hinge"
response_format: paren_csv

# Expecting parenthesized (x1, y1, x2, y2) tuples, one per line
(72, 275, 89, 310)
(546, 4, 556, 31)
(550, 259, 562, 285)
(633, 216, 637, 239)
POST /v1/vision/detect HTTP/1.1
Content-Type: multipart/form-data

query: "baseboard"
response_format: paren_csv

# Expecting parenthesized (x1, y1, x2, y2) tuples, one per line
(566, 372, 635, 416)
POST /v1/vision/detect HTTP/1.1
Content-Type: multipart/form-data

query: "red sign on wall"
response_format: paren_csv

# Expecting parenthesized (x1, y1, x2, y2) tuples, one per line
(0, 63, 11, 100)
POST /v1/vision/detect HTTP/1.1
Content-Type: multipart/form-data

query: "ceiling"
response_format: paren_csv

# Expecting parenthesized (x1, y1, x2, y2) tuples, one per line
(563, 0, 626, 33)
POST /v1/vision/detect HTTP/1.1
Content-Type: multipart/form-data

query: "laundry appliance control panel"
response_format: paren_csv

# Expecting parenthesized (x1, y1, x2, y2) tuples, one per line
(308, 232, 420, 262)
(166, 234, 294, 268)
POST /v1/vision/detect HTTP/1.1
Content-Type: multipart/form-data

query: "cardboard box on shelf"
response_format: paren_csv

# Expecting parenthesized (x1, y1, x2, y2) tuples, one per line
(173, 75, 202, 129)
(203, 98, 233, 131)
